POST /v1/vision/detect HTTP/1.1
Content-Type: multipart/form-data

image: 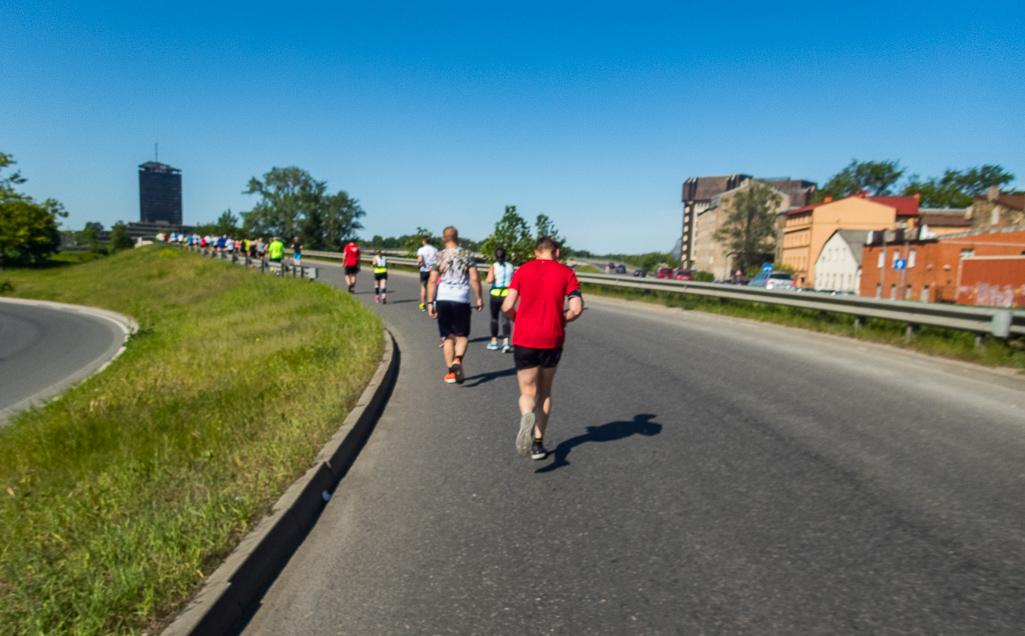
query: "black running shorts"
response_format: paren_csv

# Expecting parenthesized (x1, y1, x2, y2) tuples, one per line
(420, 271, 431, 285)
(345, 265, 359, 275)
(374, 272, 387, 281)
(513, 346, 563, 370)
(436, 301, 471, 338)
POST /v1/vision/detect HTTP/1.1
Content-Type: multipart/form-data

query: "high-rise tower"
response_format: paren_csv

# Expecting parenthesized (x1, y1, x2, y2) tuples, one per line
(138, 161, 182, 224)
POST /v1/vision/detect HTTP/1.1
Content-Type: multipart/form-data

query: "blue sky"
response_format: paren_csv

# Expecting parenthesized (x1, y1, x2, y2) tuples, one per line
(2, 1, 1022, 253)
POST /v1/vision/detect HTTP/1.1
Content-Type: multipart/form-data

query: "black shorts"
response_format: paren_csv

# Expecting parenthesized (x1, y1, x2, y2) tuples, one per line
(374, 272, 387, 281)
(513, 346, 563, 370)
(420, 271, 431, 285)
(345, 265, 360, 275)
(436, 301, 471, 338)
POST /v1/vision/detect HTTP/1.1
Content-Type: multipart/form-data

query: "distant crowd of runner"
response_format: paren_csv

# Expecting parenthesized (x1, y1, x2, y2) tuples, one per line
(156, 232, 300, 264)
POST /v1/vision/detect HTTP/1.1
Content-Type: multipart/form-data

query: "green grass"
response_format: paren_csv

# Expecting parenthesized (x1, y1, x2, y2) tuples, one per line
(581, 283, 1025, 370)
(574, 264, 602, 274)
(0, 246, 384, 635)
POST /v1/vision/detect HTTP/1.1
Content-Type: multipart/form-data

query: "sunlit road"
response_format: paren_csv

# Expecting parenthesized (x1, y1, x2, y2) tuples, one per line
(241, 264, 1025, 634)
(0, 298, 125, 425)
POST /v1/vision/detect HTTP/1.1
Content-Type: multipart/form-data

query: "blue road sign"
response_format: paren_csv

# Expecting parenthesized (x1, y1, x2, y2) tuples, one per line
(762, 263, 773, 272)
(894, 259, 906, 270)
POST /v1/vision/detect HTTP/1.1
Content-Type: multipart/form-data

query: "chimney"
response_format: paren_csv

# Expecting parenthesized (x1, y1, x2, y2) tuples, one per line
(824, 194, 833, 203)
(914, 191, 920, 201)
(988, 185, 1000, 203)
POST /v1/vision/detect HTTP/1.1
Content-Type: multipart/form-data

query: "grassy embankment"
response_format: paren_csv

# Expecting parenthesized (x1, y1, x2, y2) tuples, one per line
(581, 283, 1025, 370)
(0, 246, 383, 635)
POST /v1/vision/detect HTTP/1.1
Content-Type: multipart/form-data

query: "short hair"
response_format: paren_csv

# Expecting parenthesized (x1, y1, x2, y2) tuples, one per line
(375, 249, 382, 256)
(535, 236, 559, 253)
(422, 236, 431, 244)
(494, 248, 506, 262)
(442, 226, 459, 243)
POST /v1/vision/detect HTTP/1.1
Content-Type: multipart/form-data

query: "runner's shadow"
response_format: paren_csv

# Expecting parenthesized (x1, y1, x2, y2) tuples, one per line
(387, 299, 419, 304)
(535, 414, 661, 473)
(463, 366, 517, 387)
(468, 336, 491, 343)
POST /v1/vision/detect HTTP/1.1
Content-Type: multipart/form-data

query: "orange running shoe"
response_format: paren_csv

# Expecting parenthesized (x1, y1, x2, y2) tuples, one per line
(444, 372, 457, 384)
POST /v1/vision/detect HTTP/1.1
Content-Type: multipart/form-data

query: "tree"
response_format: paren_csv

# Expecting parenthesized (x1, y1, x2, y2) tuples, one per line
(902, 165, 1015, 208)
(819, 159, 905, 199)
(713, 184, 782, 272)
(80, 221, 104, 253)
(534, 214, 573, 260)
(0, 153, 66, 269)
(481, 206, 534, 265)
(404, 226, 436, 257)
(241, 166, 364, 248)
(110, 221, 134, 250)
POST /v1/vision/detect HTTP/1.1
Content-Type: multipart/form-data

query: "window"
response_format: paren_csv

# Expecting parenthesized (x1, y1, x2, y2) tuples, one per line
(921, 285, 930, 302)
(905, 285, 913, 300)
(960, 249, 975, 259)
(890, 284, 897, 300)
(878, 251, 884, 268)
(908, 248, 916, 268)
(892, 250, 901, 266)
(876, 283, 882, 298)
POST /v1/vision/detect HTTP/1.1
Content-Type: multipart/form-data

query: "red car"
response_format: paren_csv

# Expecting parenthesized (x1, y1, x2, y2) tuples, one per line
(674, 269, 694, 281)
(655, 266, 674, 279)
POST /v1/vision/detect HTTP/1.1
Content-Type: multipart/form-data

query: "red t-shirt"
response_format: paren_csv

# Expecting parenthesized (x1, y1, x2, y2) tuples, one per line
(344, 244, 361, 267)
(509, 259, 581, 349)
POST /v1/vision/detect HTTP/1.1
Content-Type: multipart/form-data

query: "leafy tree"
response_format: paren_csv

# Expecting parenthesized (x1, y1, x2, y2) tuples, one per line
(0, 153, 66, 269)
(713, 184, 782, 272)
(481, 206, 534, 265)
(241, 166, 364, 249)
(818, 159, 905, 199)
(534, 214, 572, 260)
(80, 222, 104, 253)
(110, 221, 134, 250)
(902, 165, 1015, 208)
(404, 227, 437, 256)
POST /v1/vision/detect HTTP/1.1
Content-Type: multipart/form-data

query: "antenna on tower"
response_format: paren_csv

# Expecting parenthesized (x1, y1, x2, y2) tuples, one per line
(155, 143, 159, 163)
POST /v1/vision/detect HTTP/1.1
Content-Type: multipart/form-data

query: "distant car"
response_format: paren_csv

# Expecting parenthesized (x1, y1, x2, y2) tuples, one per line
(655, 266, 674, 279)
(633, 269, 647, 277)
(615, 264, 626, 274)
(673, 269, 694, 281)
(747, 271, 797, 291)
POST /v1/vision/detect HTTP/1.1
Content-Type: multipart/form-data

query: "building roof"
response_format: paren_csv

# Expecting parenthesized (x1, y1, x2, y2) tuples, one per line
(682, 174, 751, 202)
(761, 179, 818, 207)
(138, 161, 180, 173)
(919, 210, 971, 228)
(865, 195, 919, 216)
(975, 192, 1025, 211)
(826, 229, 869, 267)
(786, 194, 920, 217)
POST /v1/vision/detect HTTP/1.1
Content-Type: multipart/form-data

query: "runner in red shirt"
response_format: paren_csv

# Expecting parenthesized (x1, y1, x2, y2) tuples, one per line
(502, 236, 583, 460)
(343, 241, 361, 293)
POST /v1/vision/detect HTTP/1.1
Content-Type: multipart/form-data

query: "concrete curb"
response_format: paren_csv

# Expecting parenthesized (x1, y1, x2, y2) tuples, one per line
(0, 296, 139, 424)
(160, 327, 399, 636)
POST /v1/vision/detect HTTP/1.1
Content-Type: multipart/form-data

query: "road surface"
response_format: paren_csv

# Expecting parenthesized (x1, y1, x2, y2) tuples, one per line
(0, 298, 128, 425)
(241, 264, 1025, 634)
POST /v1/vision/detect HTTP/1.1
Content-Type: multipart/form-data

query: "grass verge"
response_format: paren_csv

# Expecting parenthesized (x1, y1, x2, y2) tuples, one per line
(0, 246, 384, 635)
(581, 283, 1025, 370)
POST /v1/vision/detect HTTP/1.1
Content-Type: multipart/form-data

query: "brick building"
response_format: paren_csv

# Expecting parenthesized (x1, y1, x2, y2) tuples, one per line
(859, 228, 1025, 303)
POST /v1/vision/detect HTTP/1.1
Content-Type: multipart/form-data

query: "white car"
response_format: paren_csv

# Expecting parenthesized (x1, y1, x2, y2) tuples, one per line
(747, 271, 797, 291)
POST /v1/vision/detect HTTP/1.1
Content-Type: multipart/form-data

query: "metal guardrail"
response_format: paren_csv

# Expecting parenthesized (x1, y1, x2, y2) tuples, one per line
(274, 250, 1025, 339)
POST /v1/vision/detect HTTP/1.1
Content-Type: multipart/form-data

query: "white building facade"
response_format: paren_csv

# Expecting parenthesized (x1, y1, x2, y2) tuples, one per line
(814, 229, 866, 293)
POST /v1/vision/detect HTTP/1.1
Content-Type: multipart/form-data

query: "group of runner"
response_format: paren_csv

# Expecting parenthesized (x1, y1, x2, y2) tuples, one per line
(163, 232, 303, 266)
(286, 227, 581, 462)
(409, 227, 583, 461)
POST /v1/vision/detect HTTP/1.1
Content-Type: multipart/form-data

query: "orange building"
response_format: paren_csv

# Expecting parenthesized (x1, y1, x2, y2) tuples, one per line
(781, 193, 919, 288)
(859, 229, 1025, 303)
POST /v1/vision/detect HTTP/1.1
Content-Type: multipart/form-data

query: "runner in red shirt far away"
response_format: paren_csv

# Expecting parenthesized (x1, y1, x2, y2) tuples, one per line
(502, 236, 583, 460)
(343, 241, 361, 293)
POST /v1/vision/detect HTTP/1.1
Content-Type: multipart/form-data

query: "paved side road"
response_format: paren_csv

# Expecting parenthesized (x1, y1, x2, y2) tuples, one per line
(0, 298, 131, 425)
(241, 264, 1025, 635)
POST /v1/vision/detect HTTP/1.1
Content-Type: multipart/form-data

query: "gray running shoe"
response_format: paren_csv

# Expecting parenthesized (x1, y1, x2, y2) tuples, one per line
(516, 413, 535, 456)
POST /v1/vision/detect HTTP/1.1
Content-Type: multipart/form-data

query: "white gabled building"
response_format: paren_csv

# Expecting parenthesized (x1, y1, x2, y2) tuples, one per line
(814, 229, 867, 293)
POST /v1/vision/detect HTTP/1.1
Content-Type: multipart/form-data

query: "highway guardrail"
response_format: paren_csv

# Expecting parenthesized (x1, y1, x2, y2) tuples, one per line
(185, 246, 1025, 340)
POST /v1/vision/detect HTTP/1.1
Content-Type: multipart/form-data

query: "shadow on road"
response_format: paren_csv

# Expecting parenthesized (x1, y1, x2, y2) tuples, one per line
(463, 366, 517, 387)
(536, 413, 662, 473)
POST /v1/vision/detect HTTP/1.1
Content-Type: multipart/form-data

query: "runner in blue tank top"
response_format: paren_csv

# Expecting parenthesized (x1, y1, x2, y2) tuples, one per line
(485, 248, 515, 353)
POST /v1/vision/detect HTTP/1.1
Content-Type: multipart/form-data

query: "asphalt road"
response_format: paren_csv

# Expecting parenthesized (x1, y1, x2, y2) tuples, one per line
(0, 299, 126, 425)
(241, 264, 1025, 635)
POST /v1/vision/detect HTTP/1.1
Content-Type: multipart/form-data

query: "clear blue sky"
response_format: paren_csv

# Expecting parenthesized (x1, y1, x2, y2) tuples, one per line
(3, 1, 1022, 254)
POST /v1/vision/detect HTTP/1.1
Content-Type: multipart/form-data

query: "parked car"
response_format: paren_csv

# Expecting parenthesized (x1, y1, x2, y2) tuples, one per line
(673, 269, 694, 281)
(655, 266, 675, 279)
(747, 271, 797, 291)
(633, 269, 647, 277)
